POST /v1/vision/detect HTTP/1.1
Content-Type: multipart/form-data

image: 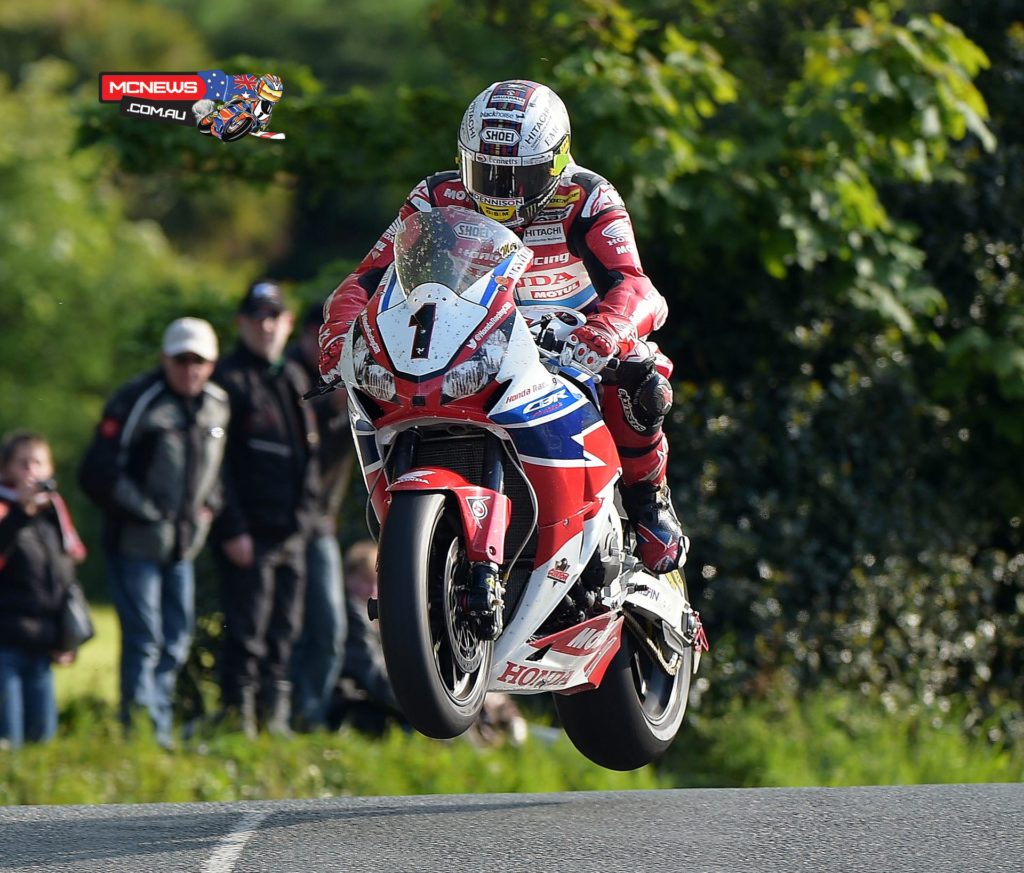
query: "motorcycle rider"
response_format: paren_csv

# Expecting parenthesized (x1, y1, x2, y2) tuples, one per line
(319, 79, 689, 575)
(197, 74, 283, 137)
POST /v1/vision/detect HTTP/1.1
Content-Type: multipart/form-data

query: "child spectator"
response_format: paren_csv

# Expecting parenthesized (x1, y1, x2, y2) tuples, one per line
(0, 430, 86, 748)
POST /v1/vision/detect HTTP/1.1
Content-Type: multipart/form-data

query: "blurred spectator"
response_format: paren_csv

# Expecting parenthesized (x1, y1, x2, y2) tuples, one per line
(289, 303, 354, 731)
(466, 693, 529, 748)
(330, 539, 401, 735)
(79, 318, 228, 749)
(1, 430, 86, 749)
(212, 281, 320, 738)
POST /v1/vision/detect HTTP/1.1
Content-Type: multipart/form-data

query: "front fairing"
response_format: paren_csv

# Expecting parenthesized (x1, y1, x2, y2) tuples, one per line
(340, 207, 536, 419)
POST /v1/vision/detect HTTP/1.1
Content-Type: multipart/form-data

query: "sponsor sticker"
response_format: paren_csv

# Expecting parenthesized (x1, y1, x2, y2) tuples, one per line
(522, 105, 553, 146)
(522, 387, 568, 415)
(394, 469, 435, 485)
(454, 222, 487, 240)
(505, 381, 550, 404)
(547, 189, 582, 208)
(497, 662, 573, 689)
(480, 127, 521, 146)
(495, 90, 527, 105)
(466, 495, 491, 522)
(480, 108, 524, 121)
(470, 301, 514, 345)
(359, 313, 382, 354)
(546, 557, 571, 583)
(533, 252, 571, 266)
(601, 218, 632, 245)
(522, 224, 567, 246)
(581, 182, 624, 218)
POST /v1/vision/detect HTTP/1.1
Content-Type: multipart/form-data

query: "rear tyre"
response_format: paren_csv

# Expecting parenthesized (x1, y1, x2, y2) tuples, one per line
(377, 492, 491, 738)
(554, 578, 693, 771)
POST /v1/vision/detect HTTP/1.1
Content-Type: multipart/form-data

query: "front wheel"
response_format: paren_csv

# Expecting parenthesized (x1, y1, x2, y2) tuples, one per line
(377, 492, 491, 738)
(554, 595, 693, 771)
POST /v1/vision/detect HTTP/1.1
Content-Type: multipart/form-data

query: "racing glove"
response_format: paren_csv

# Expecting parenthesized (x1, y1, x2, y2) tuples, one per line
(561, 313, 637, 374)
(318, 321, 348, 386)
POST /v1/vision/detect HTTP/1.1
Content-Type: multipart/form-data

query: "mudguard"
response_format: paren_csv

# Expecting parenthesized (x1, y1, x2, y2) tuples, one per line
(388, 467, 511, 564)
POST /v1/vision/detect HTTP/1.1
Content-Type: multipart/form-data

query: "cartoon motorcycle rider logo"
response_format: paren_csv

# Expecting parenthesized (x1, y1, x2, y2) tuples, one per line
(194, 73, 285, 142)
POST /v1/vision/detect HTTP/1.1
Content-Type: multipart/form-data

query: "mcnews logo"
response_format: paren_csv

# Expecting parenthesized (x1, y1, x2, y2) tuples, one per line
(99, 73, 205, 101)
(99, 71, 287, 142)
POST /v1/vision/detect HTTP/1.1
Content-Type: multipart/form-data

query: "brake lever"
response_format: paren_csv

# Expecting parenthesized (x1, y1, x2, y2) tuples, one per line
(302, 380, 343, 400)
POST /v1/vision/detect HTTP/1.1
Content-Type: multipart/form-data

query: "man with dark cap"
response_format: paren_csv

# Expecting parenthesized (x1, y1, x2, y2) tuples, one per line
(212, 281, 321, 738)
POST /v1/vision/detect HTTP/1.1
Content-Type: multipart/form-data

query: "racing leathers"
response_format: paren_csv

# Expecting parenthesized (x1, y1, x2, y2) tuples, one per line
(320, 164, 688, 573)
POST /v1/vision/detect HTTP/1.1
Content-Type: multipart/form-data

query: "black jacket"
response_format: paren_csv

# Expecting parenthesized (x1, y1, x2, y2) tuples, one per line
(0, 499, 73, 655)
(78, 368, 230, 561)
(286, 344, 353, 536)
(213, 342, 321, 543)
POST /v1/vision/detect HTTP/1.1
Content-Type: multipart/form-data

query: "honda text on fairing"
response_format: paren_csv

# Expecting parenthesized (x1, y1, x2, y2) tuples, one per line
(326, 206, 708, 770)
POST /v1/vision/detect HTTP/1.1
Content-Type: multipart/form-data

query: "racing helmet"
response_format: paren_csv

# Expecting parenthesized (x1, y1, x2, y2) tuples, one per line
(257, 74, 284, 103)
(457, 80, 571, 228)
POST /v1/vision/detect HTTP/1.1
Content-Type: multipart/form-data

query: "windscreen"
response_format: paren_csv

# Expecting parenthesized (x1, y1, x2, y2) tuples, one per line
(393, 207, 523, 297)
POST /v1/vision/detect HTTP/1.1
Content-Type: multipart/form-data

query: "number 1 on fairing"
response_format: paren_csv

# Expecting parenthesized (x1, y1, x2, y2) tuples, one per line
(410, 303, 437, 359)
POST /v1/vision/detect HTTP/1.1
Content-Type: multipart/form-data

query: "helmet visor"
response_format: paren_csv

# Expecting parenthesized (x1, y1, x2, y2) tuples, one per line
(461, 155, 556, 204)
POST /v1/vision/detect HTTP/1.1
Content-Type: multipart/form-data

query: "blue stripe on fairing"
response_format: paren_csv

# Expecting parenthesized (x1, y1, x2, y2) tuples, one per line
(516, 283, 597, 311)
(479, 252, 517, 308)
(381, 269, 399, 310)
(505, 400, 604, 463)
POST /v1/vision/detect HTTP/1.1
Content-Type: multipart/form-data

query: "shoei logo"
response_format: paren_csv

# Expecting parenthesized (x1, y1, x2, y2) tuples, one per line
(453, 222, 487, 240)
(481, 127, 521, 146)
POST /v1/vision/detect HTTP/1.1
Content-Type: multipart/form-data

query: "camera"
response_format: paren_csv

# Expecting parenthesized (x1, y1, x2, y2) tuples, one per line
(35, 478, 57, 493)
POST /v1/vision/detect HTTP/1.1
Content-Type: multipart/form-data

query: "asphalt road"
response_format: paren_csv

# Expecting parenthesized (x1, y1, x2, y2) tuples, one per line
(0, 784, 1021, 872)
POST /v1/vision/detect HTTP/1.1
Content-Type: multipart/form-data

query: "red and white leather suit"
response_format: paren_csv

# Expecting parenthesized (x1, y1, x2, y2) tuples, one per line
(320, 164, 674, 488)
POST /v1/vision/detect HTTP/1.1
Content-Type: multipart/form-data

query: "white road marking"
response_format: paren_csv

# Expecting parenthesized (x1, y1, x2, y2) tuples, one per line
(203, 811, 270, 873)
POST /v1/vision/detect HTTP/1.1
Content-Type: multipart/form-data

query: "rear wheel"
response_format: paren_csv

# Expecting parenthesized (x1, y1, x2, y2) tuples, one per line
(377, 492, 491, 738)
(554, 575, 693, 771)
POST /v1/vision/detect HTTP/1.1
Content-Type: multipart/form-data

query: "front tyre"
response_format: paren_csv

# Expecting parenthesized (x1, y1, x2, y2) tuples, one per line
(554, 592, 693, 771)
(377, 492, 491, 738)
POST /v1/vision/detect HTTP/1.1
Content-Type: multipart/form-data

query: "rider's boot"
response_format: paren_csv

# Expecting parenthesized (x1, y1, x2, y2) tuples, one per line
(620, 478, 690, 575)
(599, 342, 689, 574)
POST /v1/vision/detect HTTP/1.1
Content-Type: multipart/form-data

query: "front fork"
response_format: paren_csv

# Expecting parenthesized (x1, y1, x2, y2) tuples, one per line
(390, 430, 506, 641)
(466, 435, 505, 640)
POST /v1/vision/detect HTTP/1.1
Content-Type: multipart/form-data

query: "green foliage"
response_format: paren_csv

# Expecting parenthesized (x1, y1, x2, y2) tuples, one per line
(0, 59, 218, 456)
(668, 685, 1024, 788)
(4, 682, 1020, 803)
(0, 709, 661, 805)
(0, 0, 210, 86)
(2, 0, 1023, 774)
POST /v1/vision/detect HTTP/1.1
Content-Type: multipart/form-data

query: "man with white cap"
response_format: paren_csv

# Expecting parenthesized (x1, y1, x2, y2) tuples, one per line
(79, 316, 230, 749)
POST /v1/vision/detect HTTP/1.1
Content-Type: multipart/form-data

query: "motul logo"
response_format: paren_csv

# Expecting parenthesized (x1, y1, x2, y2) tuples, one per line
(99, 73, 204, 103)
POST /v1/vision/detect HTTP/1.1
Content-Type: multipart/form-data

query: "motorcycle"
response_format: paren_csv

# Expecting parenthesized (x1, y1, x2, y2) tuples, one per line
(330, 206, 708, 770)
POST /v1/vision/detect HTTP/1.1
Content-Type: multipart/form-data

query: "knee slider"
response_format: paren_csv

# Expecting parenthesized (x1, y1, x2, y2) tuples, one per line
(617, 370, 672, 436)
